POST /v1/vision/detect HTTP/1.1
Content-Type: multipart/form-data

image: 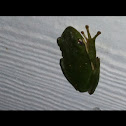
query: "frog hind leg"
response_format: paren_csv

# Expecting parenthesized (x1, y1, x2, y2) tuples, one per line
(88, 57, 100, 95)
(60, 58, 71, 83)
(60, 58, 78, 90)
(60, 58, 65, 75)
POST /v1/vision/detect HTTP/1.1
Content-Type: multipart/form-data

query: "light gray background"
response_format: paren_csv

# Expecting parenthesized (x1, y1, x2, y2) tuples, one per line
(0, 16, 126, 110)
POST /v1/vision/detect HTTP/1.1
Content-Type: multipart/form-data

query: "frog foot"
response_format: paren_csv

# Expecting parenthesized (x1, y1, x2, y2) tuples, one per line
(81, 25, 101, 41)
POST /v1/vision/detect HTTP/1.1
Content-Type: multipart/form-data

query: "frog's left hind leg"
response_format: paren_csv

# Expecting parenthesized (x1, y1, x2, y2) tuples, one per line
(88, 57, 100, 95)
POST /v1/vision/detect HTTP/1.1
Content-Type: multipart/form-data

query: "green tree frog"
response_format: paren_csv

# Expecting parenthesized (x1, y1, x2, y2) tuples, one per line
(57, 25, 101, 95)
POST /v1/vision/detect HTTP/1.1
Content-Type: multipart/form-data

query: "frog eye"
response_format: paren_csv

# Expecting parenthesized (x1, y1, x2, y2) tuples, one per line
(78, 39, 83, 45)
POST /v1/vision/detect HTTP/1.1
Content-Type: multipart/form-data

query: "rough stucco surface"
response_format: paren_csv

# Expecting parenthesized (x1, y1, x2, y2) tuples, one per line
(0, 16, 126, 110)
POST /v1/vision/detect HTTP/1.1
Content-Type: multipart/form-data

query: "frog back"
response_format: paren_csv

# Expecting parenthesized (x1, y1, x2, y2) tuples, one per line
(58, 26, 92, 92)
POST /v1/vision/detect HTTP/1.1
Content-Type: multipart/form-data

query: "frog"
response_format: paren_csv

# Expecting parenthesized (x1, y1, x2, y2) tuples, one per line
(57, 25, 101, 95)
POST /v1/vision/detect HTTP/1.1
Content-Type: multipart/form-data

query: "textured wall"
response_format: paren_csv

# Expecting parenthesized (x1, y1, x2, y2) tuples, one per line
(0, 16, 126, 110)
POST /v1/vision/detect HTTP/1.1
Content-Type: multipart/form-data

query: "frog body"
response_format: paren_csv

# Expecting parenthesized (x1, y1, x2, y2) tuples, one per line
(57, 25, 101, 95)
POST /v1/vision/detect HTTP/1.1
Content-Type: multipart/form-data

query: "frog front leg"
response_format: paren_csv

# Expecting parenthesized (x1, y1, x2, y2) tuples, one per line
(81, 25, 101, 70)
